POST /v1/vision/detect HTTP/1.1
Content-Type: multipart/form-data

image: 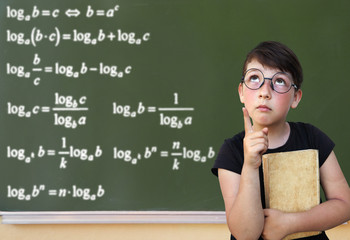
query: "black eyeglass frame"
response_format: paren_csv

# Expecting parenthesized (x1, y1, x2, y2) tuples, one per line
(241, 68, 298, 94)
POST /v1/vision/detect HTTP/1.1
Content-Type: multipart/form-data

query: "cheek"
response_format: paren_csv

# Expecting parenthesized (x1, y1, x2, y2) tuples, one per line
(273, 95, 294, 112)
(240, 90, 258, 115)
(241, 90, 256, 104)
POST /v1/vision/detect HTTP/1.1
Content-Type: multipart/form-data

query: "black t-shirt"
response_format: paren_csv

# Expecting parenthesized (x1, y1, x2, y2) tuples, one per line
(212, 122, 334, 240)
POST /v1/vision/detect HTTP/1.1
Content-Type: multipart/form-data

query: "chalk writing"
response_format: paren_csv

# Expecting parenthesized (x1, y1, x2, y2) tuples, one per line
(7, 184, 105, 201)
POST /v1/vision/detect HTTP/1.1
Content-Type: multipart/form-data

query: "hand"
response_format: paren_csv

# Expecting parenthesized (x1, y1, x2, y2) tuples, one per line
(242, 107, 269, 169)
(262, 209, 291, 240)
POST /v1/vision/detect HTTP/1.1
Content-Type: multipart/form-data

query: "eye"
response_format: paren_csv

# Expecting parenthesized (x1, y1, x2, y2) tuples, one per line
(274, 78, 286, 86)
(243, 69, 263, 88)
(249, 75, 260, 83)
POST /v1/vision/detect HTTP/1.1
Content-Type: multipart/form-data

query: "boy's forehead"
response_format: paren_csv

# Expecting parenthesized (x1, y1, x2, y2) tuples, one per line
(246, 59, 282, 73)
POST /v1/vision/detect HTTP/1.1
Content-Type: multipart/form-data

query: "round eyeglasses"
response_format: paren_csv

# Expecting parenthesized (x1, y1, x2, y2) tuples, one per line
(241, 68, 297, 94)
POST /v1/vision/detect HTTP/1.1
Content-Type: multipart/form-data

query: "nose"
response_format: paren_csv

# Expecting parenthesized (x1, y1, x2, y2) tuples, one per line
(258, 79, 272, 99)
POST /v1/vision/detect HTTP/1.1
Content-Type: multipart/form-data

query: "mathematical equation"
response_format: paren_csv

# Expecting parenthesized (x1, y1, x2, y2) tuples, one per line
(7, 184, 105, 201)
(7, 54, 133, 86)
(7, 28, 151, 47)
(7, 138, 215, 170)
(7, 5, 121, 21)
(8, 93, 88, 129)
(113, 102, 194, 129)
(113, 92, 194, 129)
(114, 141, 215, 170)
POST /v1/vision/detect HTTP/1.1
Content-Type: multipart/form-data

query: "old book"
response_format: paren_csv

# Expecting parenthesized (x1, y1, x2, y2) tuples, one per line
(262, 149, 321, 240)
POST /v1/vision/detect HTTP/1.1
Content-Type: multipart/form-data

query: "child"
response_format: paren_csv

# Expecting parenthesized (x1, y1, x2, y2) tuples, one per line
(211, 41, 350, 240)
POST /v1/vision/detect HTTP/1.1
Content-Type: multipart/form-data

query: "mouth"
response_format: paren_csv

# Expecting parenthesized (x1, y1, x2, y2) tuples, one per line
(257, 105, 271, 112)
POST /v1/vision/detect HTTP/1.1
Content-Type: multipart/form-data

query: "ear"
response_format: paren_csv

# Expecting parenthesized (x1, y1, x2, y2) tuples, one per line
(238, 83, 245, 104)
(291, 89, 302, 109)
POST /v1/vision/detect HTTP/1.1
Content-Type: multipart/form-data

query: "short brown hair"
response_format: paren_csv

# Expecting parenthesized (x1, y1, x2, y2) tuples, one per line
(242, 41, 303, 89)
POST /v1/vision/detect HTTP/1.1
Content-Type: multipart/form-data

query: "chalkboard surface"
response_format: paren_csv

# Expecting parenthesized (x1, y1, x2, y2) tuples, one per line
(1, 0, 349, 212)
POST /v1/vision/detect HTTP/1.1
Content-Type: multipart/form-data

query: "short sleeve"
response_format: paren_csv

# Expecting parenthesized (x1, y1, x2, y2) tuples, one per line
(308, 124, 335, 167)
(211, 132, 245, 177)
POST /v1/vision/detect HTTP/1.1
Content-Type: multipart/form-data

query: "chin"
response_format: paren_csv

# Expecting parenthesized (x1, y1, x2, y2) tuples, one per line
(254, 118, 274, 128)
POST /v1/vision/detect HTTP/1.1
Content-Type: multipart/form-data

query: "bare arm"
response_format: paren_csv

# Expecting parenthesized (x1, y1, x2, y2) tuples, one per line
(219, 167, 264, 240)
(263, 151, 350, 239)
(218, 108, 268, 240)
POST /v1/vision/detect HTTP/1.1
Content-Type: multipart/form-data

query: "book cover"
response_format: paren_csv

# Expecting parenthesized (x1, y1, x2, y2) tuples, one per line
(262, 149, 320, 240)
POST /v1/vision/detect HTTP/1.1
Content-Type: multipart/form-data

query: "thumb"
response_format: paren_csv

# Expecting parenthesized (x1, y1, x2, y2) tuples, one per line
(262, 127, 268, 136)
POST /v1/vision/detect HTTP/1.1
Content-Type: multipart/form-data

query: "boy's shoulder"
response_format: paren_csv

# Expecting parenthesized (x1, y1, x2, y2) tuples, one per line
(289, 121, 313, 127)
(288, 122, 324, 136)
(224, 130, 245, 147)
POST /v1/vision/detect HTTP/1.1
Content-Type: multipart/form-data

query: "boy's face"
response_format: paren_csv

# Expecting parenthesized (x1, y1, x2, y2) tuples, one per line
(238, 59, 302, 129)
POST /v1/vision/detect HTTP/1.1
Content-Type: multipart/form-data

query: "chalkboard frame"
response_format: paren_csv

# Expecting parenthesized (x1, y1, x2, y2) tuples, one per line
(0, 211, 226, 224)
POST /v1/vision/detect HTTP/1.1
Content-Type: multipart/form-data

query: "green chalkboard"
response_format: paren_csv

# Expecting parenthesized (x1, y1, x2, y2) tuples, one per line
(0, 0, 349, 212)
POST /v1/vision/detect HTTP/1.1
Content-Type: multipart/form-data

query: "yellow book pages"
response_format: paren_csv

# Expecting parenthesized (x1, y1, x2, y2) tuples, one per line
(262, 149, 321, 240)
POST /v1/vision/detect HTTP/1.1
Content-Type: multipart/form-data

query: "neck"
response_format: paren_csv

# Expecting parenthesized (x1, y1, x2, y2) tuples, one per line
(253, 121, 290, 149)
